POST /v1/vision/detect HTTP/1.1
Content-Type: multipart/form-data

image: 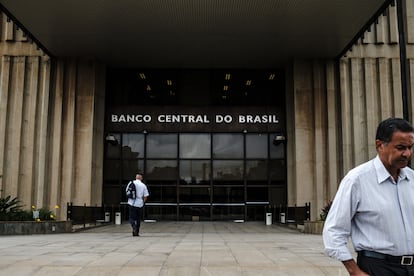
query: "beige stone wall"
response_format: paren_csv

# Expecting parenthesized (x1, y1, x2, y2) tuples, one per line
(288, 60, 340, 220)
(47, 59, 105, 218)
(289, 0, 414, 220)
(0, 11, 105, 218)
(339, 1, 414, 173)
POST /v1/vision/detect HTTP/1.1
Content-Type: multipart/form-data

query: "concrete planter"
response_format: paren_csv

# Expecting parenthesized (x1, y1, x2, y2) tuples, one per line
(303, 220, 324, 234)
(0, 221, 72, 235)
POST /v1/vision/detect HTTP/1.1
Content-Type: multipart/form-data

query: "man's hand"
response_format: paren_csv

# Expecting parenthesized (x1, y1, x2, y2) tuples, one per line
(342, 259, 369, 276)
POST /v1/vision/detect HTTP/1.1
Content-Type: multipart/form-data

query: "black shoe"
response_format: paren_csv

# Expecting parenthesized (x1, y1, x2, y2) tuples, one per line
(132, 227, 139, 236)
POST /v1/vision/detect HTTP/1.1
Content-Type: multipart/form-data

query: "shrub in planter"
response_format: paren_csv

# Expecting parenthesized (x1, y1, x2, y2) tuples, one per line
(0, 195, 25, 221)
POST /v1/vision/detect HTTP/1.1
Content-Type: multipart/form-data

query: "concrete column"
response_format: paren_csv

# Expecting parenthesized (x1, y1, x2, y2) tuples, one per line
(60, 60, 77, 208)
(292, 60, 315, 211)
(4, 57, 25, 197)
(19, 56, 40, 207)
(48, 60, 64, 211)
(34, 58, 51, 207)
(0, 56, 11, 197)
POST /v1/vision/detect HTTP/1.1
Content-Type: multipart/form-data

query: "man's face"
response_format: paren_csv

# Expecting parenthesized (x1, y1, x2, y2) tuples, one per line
(377, 131, 414, 172)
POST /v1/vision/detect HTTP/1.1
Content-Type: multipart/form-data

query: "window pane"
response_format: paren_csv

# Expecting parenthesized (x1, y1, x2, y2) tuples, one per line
(105, 134, 121, 158)
(147, 186, 177, 202)
(146, 160, 178, 180)
(246, 160, 267, 180)
(122, 160, 144, 180)
(213, 187, 244, 203)
(270, 134, 285, 159)
(179, 187, 210, 203)
(246, 187, 268, 202)
(213, 134, 243, 158)
(180, 160, 211, 185)
(213, 160, 243, 180)
(269, 160, 286, 181)
(180, 134, 211, 158)
(147, 134, 177, 158)
(246, 134, 267, 158)
(104, 160, 121, 180)
(122, 133, 145, 158)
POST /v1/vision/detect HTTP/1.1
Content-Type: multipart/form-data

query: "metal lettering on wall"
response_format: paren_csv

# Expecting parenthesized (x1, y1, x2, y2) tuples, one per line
(106, 106, 284, 132)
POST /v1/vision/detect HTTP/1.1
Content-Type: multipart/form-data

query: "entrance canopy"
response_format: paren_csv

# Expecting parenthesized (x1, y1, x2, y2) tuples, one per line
(0, 0, 388, 68)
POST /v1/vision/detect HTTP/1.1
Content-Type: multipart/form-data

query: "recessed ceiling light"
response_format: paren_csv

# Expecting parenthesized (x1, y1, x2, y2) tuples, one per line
(269, 74, 275, 80)
(139, 73, 146, 80)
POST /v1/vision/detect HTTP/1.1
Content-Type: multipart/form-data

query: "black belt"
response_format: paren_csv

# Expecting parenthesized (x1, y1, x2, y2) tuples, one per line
(359, 250, 414, 266)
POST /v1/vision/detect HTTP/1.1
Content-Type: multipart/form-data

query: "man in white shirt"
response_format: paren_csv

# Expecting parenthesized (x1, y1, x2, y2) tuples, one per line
(126, 174, 149, 236)
(323, 118, 414, 275)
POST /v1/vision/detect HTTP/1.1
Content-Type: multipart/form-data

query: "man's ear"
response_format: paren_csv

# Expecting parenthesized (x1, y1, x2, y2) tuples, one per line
(375, 139, 383, 151)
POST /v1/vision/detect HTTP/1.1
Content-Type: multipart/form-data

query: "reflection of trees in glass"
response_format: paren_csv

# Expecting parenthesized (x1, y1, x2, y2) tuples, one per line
(122, 134, 145, 158)
(180, 161, 210, 184)
(213, 161, 243, 180)
(146, 160, 178, 180)
(122, 146, 140, 158)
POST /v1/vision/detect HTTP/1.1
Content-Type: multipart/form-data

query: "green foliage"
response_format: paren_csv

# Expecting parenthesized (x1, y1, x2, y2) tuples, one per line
(0, 195, 55, 221)
(5, 210, 33, 221)
(0, 195, 25, 221)
(38, 208, 55, 221)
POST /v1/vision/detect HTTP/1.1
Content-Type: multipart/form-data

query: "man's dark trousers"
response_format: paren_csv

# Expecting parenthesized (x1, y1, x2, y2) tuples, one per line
(128, 205, 143, 236)
(358, 254, 414, 276)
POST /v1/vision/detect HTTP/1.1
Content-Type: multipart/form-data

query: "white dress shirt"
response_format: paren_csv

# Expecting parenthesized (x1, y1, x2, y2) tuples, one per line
(126, 180, 149, 208)
(323, 155, 414, 261)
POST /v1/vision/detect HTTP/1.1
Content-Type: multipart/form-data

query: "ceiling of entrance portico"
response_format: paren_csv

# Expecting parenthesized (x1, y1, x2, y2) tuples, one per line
(0, 0, 388, 68)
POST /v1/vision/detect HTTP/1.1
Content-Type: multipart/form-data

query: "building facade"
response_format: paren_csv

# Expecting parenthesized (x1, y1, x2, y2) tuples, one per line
(0, 1, 413, 220)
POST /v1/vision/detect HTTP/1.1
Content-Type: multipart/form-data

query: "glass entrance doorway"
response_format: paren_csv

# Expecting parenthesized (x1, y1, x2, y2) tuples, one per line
(103, 132, 286, 221)
(104, 68, 286, 221)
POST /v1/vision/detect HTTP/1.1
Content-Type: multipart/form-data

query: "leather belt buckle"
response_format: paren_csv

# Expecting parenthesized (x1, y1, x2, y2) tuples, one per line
(401, 256, 413, 265)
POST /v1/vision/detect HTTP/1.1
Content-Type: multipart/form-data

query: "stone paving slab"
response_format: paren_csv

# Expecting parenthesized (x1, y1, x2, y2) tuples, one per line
(0, 221, 349, 276)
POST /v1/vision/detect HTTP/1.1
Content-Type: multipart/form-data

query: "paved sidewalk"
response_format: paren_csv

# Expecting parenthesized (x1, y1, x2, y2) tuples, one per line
(0, 221, 349, 276)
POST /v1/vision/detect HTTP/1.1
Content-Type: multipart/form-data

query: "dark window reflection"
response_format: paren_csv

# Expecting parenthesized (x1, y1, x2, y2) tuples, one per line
(180, 160, 211, 184)
(122, 160, 144, 180)
(270, 134, 285, 159)
(147, 186, 177, 202)
(269, 160, 286, 181)
(179, 134, 211, 158)
(104, 160, 121, 180)
(146, 160, 178, 180)
(147, 134, 177, 158)
(246, 160, 267, 180)
(213, 160, 243, 180)
(122, 134, 145, 158)
(246, 187, 268, 202)
(213, 134, 243, 158)
(246, 134, 267, 158)
(213, 187, 244, 203)
(106, 134, 121, 158)
(179, 187, 210, 203)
